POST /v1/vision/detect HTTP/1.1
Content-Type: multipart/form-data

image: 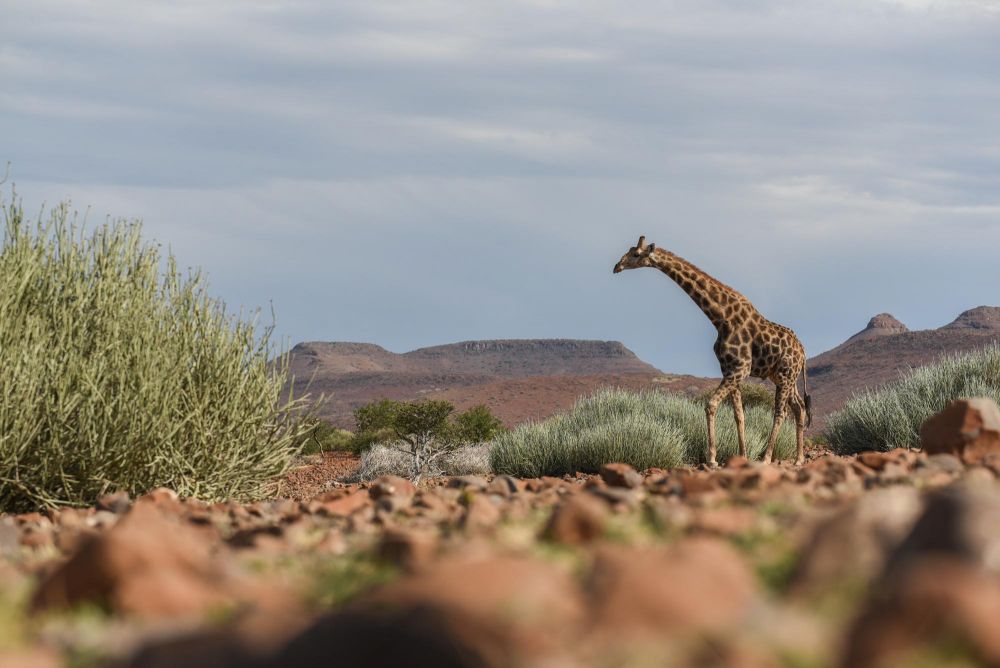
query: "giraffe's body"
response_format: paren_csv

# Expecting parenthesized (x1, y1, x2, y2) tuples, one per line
(614, 236, 811, 465)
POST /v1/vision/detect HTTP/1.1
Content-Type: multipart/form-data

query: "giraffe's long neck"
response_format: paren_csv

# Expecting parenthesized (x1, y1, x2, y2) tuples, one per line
(650, 249, 745, 331)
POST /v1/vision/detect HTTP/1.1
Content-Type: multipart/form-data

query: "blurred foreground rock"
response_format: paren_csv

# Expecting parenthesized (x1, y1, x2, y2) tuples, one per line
(921, 397, 1000, 464)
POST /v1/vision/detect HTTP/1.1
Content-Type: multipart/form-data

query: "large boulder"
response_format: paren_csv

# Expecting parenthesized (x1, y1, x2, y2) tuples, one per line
(920, 397, 1000, 464)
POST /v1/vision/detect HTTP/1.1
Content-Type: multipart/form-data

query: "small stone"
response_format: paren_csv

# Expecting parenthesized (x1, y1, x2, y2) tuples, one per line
(726, 456, 751, 469)
(368, 475, 416, 501)
(461, 495, 502, 531)
(486, 475, 523, 497)
(925, 453, 964, 474)
(542, 494, 609, 546)
(97, 492, 132, 514)
(588, 486, 642, 509)
(447, 475, 488, 491)
(314, 491, 371, 518)
(0, 518, 20, 556)
(378, 528, 438, 572)
(600, 463, 643, 489)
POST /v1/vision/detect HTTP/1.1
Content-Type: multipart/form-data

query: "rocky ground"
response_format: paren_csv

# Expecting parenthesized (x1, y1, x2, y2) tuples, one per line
(3, 402, 1000, 667)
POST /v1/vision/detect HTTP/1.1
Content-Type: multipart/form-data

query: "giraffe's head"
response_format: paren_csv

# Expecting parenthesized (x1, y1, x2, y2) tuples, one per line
(613, 235, 657, 274)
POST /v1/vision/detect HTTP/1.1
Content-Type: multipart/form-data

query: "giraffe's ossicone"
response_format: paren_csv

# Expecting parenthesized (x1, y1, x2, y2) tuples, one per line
(614, 235, 812, 466)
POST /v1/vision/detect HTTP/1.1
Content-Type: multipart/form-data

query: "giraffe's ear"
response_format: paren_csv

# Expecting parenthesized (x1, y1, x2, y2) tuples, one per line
(647, 243, 656, 253)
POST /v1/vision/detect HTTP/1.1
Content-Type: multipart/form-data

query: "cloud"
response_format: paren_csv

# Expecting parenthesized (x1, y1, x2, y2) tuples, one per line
(3, 0, 999, 374)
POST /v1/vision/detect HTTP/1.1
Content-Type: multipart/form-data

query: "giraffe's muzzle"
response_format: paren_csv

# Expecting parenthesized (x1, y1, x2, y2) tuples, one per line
(613, 263, 623, 274)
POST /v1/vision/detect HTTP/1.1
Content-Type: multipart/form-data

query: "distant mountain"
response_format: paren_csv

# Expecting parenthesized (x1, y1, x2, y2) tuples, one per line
(286, 339, 701, 429)
(806, 306, 1000, 429)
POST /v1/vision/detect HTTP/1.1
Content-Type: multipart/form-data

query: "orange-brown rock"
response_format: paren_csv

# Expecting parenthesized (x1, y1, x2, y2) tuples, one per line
(845, 557, 1000, 668)
(542, 493, 609, 545)
(600, 463, 643, 489)
(920, 397, 1000, 464)
(378, 527, 439, 572)
(31, 503, 234, 619)
(586, 539, 757, 641)
(340, 554, 584, 666)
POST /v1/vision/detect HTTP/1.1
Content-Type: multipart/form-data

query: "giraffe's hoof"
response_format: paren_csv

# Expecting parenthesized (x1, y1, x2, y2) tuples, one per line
(706, 460, 719, 469)
(795, 458, 805, 466)
(761, 457, 772, 465)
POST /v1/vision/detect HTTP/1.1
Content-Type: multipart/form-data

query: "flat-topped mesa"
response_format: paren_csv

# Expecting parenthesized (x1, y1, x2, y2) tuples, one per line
(942, 306, 1000, 331)
(846, 313, 909, 343)
(405, 339, 659, 377)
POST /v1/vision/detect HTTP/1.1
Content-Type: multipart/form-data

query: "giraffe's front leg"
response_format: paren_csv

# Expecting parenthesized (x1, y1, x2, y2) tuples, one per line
(705, 378, 737, 467)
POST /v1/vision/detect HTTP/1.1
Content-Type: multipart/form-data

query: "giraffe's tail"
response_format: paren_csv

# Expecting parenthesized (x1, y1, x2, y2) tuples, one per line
(801, 363, 813, 428)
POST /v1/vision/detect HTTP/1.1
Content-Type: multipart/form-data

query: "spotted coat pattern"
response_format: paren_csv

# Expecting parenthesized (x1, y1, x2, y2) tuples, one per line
(614, 236, 811, 466)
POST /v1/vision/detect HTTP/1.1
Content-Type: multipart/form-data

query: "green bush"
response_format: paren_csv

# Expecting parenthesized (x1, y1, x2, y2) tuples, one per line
(489, 387, 795, 477)
(454, 404, 507, 442)
(695, 382, 775, 411)
(0, 191, 311, 510)
(827, 345, 1000, 455)
(299, 419, 356, 455)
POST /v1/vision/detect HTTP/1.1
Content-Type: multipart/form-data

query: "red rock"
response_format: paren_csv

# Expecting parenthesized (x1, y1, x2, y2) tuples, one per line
(354, 554, 584, 664)
(31, 503, 233, 619)
(726, 456, 751, 469)
(314, 491, 371, 518)
(600, 463, 643, 489)
(692, 507, 758, 536)
(368, 475, 416, 501)
(857, 451, 891, 471)
(921, 397, 1000, 464)
(97, 491, 132, 514)
(542, 493, 609, 545)
(378, 528, 439, 572)
(461, 495, 502, 532)
(845, 557, 1000, 667)
(791, 486, 922, 594)
(675, 471, 721, 497)
(136, 487, 181, 512)
(586, 539, 757, 639)
(486, 475, 523, 497)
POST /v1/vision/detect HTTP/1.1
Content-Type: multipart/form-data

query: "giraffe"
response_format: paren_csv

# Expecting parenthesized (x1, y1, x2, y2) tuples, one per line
(613, 235, 812, 466)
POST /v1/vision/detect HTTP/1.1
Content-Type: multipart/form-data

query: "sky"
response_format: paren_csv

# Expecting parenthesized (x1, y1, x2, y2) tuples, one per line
(3, 0, 1000, 376)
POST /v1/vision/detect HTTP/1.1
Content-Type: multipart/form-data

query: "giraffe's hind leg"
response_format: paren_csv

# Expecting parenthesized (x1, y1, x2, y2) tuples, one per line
(731, 386, 747, 458)
(762, 381, 792, 464)
(788, 391, 807, 465)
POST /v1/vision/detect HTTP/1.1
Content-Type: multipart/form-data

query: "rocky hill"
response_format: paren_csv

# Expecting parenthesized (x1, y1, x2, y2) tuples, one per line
(286, 339, 693, 429)
(806, 306, 1000, 428)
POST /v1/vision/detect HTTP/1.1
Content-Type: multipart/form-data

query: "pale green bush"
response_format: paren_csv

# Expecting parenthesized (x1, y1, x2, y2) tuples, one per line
(827, 345, 1000, 455)
(490, 387, 795, 477)
(0, 191, 310, 510)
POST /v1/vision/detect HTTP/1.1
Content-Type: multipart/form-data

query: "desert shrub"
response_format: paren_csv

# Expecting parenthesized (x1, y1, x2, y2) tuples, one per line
(352, 399, 505, 478)
(353, 443, 492, 482)
(827, 345, 1000, 455)
(299, 419, 356, 455)
(0, 192, 310, 510)
(490, 387, 795, 477)
(695, 382, 775, 411)
(454, 404, 507, 442)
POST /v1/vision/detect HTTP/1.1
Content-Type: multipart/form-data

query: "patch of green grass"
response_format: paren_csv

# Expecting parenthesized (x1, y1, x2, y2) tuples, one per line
(308, 554, 398, 609)
(0, 188, 311, 510)
(827, 344, 1000, 455)
(729, 527, 800, 594)
(490, 388, 795, 477)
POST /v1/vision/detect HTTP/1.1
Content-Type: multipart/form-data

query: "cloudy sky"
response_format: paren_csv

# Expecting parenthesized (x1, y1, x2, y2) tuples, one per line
(4, 0, 999, 375)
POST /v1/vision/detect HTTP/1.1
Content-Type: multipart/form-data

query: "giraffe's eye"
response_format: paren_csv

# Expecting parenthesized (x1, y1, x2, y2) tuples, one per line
(632, 252, 641, 258)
